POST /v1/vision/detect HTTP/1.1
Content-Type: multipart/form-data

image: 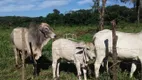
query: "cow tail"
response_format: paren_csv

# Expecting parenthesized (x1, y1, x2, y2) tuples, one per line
(92, 36, 97, 57)
(10, 31, 14, 45)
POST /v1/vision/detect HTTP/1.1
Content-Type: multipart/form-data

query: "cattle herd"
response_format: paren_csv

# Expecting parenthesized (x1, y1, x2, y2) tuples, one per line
(10, 22, 142, 80)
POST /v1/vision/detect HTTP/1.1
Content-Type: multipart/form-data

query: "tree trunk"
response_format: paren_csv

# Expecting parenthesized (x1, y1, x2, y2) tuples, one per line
(137, 0, 140, 27)
(92, 0, 100, 11)
(22, 28, 25, 80)
(140, 0, 142, 8)
(92, 0, 107, 31)
(111, 20, 118, 80)
(99, 0, 107, 30)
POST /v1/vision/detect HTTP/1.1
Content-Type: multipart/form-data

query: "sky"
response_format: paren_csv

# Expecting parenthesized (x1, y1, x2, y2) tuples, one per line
(0, 0, 133, 17)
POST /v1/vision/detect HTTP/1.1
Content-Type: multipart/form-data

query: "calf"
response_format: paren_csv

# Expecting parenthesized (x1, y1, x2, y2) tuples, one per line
(52, 38, 95, 80)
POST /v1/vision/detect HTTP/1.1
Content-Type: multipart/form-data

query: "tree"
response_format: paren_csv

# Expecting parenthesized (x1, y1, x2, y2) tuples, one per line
(92, 0, 100, 12)
(141, 0, 142, 7)
(136, 0, 140, 27)
(46, 9, 64, 26)
(105, 5, 137, 23)
(100, 0, 107, 30)
(92, 0, 107, 30)
(53, 9, 60, 15)
(120, 0, 141, 27)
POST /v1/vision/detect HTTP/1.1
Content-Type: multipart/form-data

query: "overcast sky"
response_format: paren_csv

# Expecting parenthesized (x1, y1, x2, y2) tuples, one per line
(0, 0, 133, 17)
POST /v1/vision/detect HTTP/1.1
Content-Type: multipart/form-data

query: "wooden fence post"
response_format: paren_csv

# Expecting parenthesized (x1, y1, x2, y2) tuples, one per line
(29, 42, 38, 77)
(111, 20, 118, 80)
(22, 28, 25, 80)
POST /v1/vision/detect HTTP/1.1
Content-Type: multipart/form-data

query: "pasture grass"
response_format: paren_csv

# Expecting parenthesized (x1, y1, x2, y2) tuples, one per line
(0, 24, 141, 80)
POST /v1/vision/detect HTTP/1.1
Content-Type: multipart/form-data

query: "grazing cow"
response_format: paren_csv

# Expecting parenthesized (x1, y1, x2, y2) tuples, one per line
(11, 22, 56, 75)
(52, 38, 95, 80)
(93, 29, 142, 78)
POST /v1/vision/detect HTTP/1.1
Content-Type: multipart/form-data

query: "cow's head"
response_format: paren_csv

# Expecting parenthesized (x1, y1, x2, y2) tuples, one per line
(85, 42, 96, 60)
(39, 23, 56, 39)
(76, 42, 95, 62)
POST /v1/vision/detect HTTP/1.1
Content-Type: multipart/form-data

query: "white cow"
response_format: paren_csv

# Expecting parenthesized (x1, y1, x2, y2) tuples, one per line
(11, 22, 56, 75)
(93, 29, 142, 78)
(52, 38, 95, 80)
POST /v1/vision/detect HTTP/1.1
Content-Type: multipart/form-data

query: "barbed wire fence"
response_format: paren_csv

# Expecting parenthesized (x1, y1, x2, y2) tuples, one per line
(10, 31, 142, 80)
(22, 28, 25, 80)
(63, 33, 77, 40)
(111, 20, 118, 80)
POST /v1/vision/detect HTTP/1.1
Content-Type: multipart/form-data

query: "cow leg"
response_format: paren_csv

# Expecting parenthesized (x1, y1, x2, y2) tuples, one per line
(33, 61, 38, 76)
(94, 56, 105, 78)
(75, 62, 82, 80)
(33, 60, 40, 77)
(32, 54, 38, 76)
(106, 60, 109, 73)
(35, 53, 41, 60)
(101, 60, 109, 73)
(87, 66, 91, 77)
(82, 67, 87, 80)
(52, 60, 58, 79)
(13, 47, 19, 68)
(57, 62, 60, 78)
(104, 58, 109, 73)
(130, 62, 136, 78)
(138, 57, 142, 80)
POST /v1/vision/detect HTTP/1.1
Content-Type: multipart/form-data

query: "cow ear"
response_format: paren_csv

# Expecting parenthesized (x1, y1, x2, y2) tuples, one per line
(76, 47, 83, 49)
(87, 48, 90, 50)
(39, 23, 44, 31)
(76, 50, 83, 54)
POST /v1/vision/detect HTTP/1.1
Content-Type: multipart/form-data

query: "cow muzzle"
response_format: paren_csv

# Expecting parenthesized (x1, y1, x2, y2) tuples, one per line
(50, 33, 56, 39)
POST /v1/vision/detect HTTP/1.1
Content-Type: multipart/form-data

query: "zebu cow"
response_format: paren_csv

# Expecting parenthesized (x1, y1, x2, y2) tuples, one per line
(93, 29, 142, 78)
(11, 22, 56, 75)
(52, 38, 95, 80)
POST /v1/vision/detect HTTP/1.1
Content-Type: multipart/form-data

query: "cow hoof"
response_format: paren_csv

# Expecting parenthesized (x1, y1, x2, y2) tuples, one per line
(27, 77, 33, 80)
(53, 77, 60, 80)
(53, 77, 56, 80)
(15, 64, 19, 68)
(33, 72, 39, 77)
(57, 77, 60, 80)
(15, 65, 22, 69)
(95, 77, 99, 80)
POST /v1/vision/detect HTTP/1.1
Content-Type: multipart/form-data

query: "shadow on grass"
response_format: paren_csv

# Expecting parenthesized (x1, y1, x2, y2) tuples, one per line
(102, 60, 141, 79)
(59, 62, 77, 75)
(26, 56, 141, 79)
(87, 60, 141, 79)
(26, 57, 77, 75)
(37, 56, 52, 70)
(119, 60, 141, 79)
(25, 56, 52, 76)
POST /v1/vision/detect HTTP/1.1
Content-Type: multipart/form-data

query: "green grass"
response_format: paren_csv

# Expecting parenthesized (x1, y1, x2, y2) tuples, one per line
(0, 25, 141, 80)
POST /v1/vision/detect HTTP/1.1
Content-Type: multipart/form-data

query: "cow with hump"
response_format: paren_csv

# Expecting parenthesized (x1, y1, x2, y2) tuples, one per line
(11, 22, 56, 76)
(52, 38, 95, 80)
(93, 29, 142, 78)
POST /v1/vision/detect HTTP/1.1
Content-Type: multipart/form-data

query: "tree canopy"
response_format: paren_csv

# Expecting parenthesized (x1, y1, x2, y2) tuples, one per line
(0, 5, 141, 27)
